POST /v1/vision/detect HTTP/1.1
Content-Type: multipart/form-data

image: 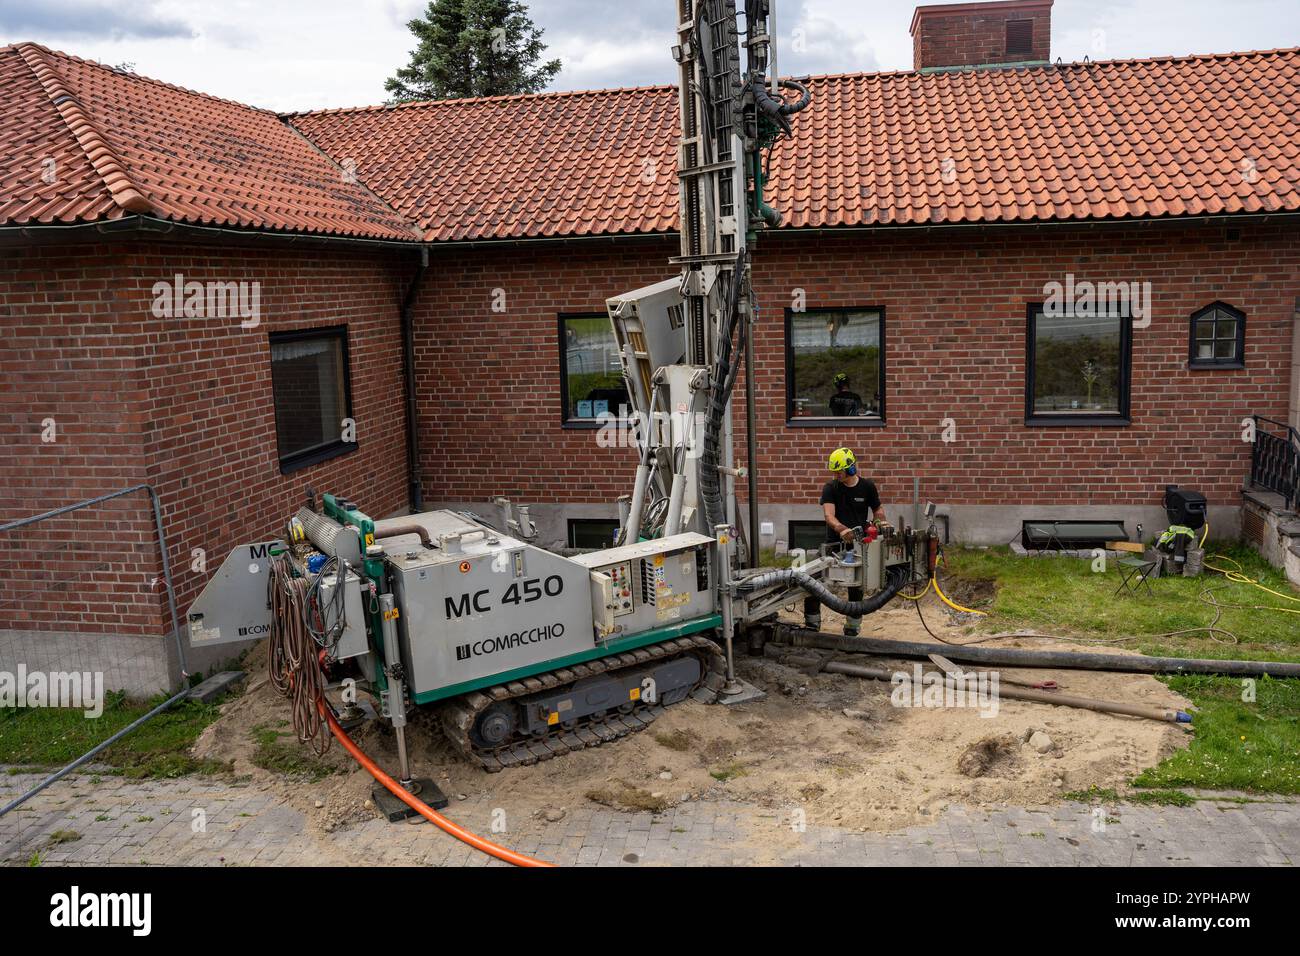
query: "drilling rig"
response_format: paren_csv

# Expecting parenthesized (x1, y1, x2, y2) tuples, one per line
(184, 2, 934, 793)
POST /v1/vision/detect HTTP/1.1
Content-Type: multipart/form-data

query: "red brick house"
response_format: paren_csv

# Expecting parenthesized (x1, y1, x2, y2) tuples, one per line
(2, 0, 1298, 691)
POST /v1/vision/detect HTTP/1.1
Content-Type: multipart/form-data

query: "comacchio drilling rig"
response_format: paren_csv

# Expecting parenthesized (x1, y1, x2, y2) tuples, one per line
(186, 2, 935, 803)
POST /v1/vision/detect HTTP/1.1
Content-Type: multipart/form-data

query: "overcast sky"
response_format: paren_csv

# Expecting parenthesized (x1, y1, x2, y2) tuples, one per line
(1, 0, 1296, 113)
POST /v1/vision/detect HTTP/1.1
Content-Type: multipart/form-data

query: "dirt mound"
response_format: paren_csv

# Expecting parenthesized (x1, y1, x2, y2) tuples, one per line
(193, 598, 1192, 835)
(957, 735, 1019, 778)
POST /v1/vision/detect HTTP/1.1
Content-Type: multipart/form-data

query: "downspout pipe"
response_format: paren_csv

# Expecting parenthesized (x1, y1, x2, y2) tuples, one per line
(400, 247, 429, 513)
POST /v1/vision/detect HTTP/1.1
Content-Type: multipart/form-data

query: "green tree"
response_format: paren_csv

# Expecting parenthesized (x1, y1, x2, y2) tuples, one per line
(386, 0, 562, 102)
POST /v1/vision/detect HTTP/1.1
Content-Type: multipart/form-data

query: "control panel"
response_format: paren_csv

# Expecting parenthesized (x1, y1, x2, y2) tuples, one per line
(602, 560, 635, 616)
(571, 532, 717, 638)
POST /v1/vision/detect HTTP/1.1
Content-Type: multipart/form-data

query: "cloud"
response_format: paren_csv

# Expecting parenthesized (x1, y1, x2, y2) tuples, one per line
(0, 0, 197, 41)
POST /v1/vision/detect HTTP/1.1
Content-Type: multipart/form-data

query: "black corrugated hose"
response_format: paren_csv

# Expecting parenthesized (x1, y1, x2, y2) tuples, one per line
(739, 562, 910, 617)
(698, 253, 747, 530)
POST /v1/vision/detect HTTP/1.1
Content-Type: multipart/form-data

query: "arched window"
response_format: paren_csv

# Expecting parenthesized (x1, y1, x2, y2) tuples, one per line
(1189, 302, 1245, 368)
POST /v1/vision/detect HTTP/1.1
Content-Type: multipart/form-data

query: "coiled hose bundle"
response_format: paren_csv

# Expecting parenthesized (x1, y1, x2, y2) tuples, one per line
(739, 562, 911, 618)
(268, 556, 330, 754)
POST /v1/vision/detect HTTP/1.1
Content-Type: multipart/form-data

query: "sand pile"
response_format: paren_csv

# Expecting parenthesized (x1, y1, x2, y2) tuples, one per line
(192, 597, 1192, 835)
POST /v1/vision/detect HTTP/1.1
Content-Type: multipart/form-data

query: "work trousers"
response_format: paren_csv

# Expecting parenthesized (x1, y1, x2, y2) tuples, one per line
(804, 586, 863, 636)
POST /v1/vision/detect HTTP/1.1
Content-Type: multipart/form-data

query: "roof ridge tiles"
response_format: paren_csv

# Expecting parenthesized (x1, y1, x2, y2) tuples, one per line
(14, 42, 153, 215)
(275, 115, 424, 239)
(284, 81, 678, 118)
(284, 46, 1300, 121)
(21, 41, 283, 116)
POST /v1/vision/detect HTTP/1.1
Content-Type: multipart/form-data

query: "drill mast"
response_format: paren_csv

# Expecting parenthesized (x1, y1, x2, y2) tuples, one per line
(609, 0, 808, 553)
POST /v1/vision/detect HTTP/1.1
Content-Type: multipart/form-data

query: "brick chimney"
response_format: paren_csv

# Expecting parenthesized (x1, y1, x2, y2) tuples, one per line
(911, 0, 1052, 71)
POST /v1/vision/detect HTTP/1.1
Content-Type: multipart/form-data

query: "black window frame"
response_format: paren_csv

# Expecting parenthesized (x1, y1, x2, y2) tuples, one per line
(558, 312, 630, 430)
(268, 325, 357, 474)
(1025, 302, 1133, 427)
(567, 517, 621, 550)
(784, 305, 888, 427)
(787, 519, 828, 552)
(1187, 301, 1246, 369)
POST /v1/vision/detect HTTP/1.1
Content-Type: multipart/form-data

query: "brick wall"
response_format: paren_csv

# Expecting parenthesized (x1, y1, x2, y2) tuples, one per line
(4, 218, 1296, 645)
(414, 220, 1299, 516)
(912, 0, 1052, 71)
(0, 238, 413, 644)
(0, 244, 157, 635)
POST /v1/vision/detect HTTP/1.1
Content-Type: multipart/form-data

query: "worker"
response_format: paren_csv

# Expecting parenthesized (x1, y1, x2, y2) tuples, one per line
(828, 372, 864, 416)
(804, 447, 886, 637)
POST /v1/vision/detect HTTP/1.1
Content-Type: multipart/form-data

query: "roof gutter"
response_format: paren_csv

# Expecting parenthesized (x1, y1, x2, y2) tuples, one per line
(0, 214, 425, 249)
(3, 210, 1296, 249)
(766, 210, 1300, 236)
(382, 210, 1300, 250)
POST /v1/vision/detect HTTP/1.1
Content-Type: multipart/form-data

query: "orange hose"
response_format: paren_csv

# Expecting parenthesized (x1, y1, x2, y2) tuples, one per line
(322, 705, 553, 868)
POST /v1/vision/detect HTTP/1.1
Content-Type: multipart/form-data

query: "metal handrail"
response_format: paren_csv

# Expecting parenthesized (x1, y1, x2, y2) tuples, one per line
(1251, 415, 1300, 511)
(0, 485, 190, 819)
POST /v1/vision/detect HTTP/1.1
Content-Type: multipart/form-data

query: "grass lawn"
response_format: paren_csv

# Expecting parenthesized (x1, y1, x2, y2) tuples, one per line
(941, 544, 1300, 795)
(0, 691, 228, 779)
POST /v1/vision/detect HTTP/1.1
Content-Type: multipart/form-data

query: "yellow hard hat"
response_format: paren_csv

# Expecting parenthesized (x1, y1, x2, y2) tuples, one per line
(828, 447, 856, 472)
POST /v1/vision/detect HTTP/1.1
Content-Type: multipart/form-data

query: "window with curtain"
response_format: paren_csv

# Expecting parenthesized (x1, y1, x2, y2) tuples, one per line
(269, 326, 354, 471)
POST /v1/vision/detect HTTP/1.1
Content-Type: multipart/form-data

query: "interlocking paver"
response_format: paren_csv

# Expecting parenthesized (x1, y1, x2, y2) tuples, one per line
(2, 768, 1296, 867)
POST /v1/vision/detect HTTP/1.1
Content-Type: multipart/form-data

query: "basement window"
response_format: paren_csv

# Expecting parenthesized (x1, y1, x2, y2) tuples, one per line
(1026, 303, 1132, 426)
(268, 326, 356, 473)
(567, 518, 620, 550)
(559, 313, 630, 428)
(1021, 520, 1129, 551)
(788, 520, 829, 552)
(1006, 19, 1034, 58)
(786, 307, 886, 425)
(1188, 302, 1245, 368)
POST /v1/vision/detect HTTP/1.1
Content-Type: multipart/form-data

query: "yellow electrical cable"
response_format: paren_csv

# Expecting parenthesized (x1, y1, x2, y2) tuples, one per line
(896, 577, 931, 601)
(1203, 553, 1300, 612)
(932, 572, 988, 616)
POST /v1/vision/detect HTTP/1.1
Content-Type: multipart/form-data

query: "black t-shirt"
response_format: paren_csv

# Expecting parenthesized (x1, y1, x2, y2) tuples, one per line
(828, 390, 864, 416)
(820, 478, 881, 541)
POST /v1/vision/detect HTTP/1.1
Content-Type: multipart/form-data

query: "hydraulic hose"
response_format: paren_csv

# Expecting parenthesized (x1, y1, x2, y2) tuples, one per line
(322, 705, 553, 868)
(697, 254, 747, 531)
(741, 563, 908, 617)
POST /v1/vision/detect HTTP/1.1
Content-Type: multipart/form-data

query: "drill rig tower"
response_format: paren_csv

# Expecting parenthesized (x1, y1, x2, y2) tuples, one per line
(607, 0, 808, 551)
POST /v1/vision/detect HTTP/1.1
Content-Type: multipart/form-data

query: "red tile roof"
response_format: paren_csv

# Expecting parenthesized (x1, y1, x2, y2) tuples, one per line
(290, 47, 1300, 241)
(289, 85, 680, 242)
(0, 43, 420, 240)
(2, 43, 1297, 243)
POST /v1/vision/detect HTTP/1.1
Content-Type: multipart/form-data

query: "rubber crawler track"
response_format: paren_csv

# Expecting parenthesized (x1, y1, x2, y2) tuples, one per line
(437, 635, 727, 772)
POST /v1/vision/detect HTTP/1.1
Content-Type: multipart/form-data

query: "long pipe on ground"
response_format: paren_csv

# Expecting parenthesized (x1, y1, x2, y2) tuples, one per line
(819, 660, 1192, 723)
(772, 627, 1300, 679)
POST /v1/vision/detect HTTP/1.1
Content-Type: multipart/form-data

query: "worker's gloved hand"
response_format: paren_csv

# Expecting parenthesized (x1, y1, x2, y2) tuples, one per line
(839, 527, 856, 543)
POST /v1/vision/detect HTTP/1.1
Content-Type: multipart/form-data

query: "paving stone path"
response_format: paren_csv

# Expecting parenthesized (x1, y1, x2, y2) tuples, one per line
(1, 770, 1294, 866)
